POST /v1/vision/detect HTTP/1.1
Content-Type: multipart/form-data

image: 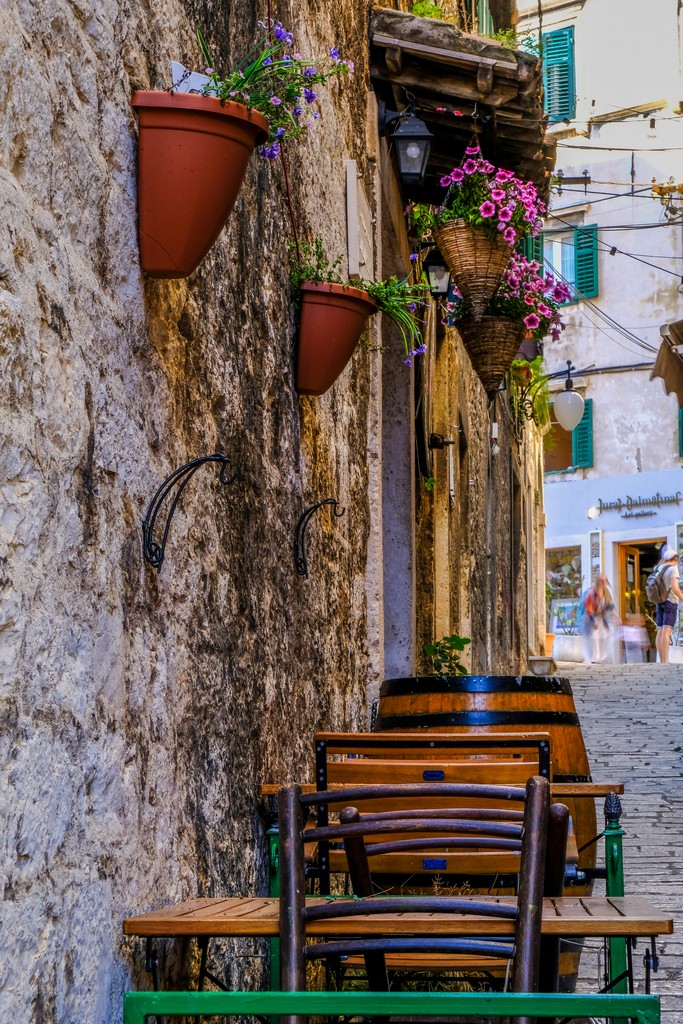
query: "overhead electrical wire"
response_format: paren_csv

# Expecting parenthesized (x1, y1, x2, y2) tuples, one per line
(542, 259, 660, 356)
(549, 213, 683, 280)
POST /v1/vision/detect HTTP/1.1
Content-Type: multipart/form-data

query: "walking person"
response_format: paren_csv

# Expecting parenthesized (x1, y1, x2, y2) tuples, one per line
(578, 575, 615, 665)
(652, 546, 683, 664)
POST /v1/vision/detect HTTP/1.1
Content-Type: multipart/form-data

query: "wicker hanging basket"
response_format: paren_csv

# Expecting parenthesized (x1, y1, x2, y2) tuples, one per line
(433, 219, 514, 319)
(456, 316, 527, 396)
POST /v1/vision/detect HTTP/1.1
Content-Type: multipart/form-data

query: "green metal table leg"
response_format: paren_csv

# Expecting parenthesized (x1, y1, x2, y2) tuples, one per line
(604, 793, 628, 1024)
(267, 823, 281, 995)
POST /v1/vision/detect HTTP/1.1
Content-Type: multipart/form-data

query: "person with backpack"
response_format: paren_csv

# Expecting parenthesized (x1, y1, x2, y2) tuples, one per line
(650, 546, 683, 664)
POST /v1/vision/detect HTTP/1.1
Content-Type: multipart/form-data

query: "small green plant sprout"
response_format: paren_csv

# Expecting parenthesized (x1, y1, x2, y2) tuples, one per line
(411, 1, 444, 18)
(424, 476, 436, 492)
(424, 633, 471, 676)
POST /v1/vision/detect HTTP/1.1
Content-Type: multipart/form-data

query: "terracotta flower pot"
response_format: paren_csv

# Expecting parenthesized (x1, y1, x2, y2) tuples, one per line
(433, 219, 514, 319)
(131, 92, 269, 278)
(456, 316, 527, 396)
(296, 282, 377, 396)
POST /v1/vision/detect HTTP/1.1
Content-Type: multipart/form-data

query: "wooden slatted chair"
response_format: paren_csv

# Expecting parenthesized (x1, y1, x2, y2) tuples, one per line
(278, 777, 566, 1024)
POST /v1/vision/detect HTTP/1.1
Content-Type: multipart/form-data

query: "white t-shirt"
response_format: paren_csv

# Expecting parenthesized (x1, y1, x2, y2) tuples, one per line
(663, 563, 680, 604)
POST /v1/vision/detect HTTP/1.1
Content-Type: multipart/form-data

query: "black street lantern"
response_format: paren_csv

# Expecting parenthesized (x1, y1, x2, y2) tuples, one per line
(391, 113, 432, 186)
(423, 248, 451, 295)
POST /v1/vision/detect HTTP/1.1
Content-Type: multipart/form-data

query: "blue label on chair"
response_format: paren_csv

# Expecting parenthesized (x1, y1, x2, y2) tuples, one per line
(423, 858, 447, 870)
(423, 770, 445, 781)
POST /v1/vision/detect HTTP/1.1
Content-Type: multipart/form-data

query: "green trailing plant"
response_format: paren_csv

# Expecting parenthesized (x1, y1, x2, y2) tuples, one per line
(509, 356, 552, 429)
(424, 633, 471, 676)
(289, 238, 429, 365)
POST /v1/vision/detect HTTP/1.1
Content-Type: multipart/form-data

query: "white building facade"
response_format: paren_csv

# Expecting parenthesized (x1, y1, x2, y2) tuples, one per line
(517, 0, 683, 658)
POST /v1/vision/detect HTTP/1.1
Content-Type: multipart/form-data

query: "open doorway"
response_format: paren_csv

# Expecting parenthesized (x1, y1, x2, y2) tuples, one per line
(618, 540, 665, 652)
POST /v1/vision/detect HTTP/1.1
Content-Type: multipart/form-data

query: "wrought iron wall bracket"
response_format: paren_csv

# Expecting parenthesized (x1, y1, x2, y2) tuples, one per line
(293, 498, 345, 577)
(142, 453, 238, 572)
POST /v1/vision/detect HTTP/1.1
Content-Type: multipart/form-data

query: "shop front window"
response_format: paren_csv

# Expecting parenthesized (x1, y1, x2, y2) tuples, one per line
(546, 546, 582, 634)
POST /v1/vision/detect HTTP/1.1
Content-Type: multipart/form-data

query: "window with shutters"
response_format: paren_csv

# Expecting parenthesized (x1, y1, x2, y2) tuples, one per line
(521, 226, 598, 304)
(542, 26, 576, 121)
(544, 398, 593, 473)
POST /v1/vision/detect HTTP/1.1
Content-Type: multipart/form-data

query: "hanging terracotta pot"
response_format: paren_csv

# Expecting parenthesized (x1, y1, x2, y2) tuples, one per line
(296, 283, 377, 396)
(131, 92, 269, 278)
(433, 219, 513, 319)
(456, 316, 526, 396)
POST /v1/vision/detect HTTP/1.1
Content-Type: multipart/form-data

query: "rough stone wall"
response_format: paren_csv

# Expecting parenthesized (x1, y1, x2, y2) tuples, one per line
(414, 323, 527, 676)
(0, 1, 380, 1020)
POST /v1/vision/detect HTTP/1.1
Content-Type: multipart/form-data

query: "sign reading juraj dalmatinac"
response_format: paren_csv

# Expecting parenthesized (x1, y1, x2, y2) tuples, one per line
(597, 490, 682, 519)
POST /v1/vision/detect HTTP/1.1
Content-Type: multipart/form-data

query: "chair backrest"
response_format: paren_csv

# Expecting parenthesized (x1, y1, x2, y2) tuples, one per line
(278, 778, 564, 1001)
(312, 731, 552, 893)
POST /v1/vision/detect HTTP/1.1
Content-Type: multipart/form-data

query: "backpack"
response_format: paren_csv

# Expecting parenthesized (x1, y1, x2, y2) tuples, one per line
(645, 565, 670, 604)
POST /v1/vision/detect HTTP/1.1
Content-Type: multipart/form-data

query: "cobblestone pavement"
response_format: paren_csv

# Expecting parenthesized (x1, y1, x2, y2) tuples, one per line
(557, 661, 683, 1021)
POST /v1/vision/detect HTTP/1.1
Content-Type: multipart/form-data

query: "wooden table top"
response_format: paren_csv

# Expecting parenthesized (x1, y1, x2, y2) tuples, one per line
(124, 895, 672, 939)
(257, 782, 624, 797)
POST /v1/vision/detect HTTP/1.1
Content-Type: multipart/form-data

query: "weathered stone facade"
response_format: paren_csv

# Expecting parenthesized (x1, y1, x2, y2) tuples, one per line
(0, 1, 547, 1020)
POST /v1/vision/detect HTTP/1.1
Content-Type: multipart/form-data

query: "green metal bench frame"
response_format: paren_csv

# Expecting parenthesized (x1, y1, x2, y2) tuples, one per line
(123, 988, 660, 1023)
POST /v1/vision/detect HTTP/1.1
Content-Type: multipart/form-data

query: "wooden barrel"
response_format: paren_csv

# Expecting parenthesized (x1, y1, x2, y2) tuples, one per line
(375, 674, 597, 991)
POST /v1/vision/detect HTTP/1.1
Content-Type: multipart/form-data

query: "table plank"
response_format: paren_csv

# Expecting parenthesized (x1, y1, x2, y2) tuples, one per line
(123, 896, 672, 939)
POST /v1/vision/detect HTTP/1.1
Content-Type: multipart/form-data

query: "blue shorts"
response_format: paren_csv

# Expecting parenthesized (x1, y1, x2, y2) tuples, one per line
(656, 600, 677, 627)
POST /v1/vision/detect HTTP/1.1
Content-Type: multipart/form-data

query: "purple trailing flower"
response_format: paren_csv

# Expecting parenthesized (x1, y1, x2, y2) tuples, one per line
(491, 188, 506, 202)
(497, 207, 512, 222)
(450, 168, 464, 183)
(303, 88, 317, 103)
(260, 141, 281, 159)
(463, 159, 478, 175)
(503, 227, 516, 244)
(273, 22, 293, 45)
(329, 46, 339, 59)
(524, 313, 540, 330)
(479, 200, 495, 217)
(465, 144, 480, 155)
(440, 174, 453, 187)
(304, 66, 317, 77)
(409, 253, 419, 261)
(270, 95, 282, 105)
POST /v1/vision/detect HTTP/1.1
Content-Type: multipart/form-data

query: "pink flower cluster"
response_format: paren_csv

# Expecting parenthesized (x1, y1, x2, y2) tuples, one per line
(442, 253, 572, 341)
(496, 254, 572, 340)
(438, 144, 546, 246)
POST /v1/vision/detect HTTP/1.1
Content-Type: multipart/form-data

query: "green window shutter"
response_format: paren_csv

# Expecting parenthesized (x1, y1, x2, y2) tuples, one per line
(542, 26, 576, 121)
(477, 0, 495, 35)
(572, 397, 593, 467)
(679, 407, 683, 456)
(518, 235, 544, 263)
(573, 224, 598, 299)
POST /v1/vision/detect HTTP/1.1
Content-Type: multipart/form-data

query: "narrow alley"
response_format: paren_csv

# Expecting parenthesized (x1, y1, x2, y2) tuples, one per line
(561, 661, 683, 1019)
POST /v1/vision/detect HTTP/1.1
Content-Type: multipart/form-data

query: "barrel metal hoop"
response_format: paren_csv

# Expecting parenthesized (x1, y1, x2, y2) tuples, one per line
(380, 675, 575, 697)
(374, 710, 580, 730)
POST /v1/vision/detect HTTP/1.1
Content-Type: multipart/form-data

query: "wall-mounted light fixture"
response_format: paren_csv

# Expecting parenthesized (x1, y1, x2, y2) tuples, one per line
(517, 360, 585, 432)
(423, 247, 451, 295)
(553, 362, 585, 431)
(378, 100, 432, 187)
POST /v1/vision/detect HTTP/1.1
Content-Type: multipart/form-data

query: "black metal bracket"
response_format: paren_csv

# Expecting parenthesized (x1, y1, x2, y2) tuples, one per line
(293, 498, 345, 577)
(142, 453, 238, 572)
